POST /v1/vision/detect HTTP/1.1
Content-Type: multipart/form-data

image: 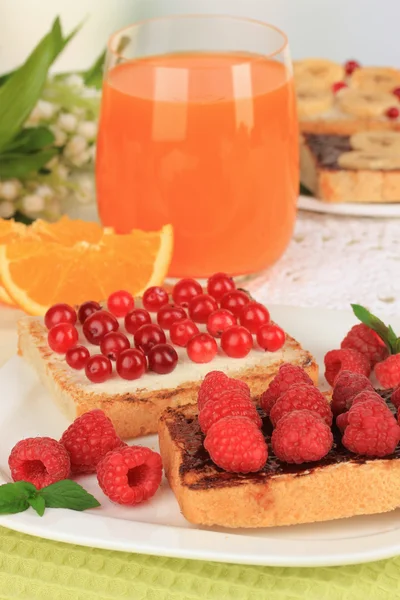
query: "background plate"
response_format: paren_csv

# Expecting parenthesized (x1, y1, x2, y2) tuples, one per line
(298, 195, 400, 218)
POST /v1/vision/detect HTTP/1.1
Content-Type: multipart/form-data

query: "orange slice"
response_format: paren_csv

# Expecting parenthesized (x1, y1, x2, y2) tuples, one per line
(0, 225, 173, 315)
(31, 215, 107, 246)
(0, 219, 27, 306)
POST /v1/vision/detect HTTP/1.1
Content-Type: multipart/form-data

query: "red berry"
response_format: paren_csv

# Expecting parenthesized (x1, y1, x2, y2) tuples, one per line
(207, 272, 236, 301)
(324, 348, 371, 387)
(204, 416, 268, 473)
(220, 290, 250, 317)
(77, 300, 102, 324)
(107, 290, 134, 317)
(221, 325, 253, 358)
(44, 303, 77, 330)
(393, 87, 400, 100)
(257, 323, 286, 352)
(386, 106, 399, 119)
(83, 310, 119, 345)
(48, 323, 79, 354)
(124, 308, 151, 334)
(332, 81, 347, 93)
(341, 323, 388, 367)
(331, 370, 374, 416)
(375, 354, 400, 388)
(198, 371, 229, 409)
(269, 383, 333, 427)
(260, 364, 314, 415)
(187, 333, 218, 363)
(198, 376, 250, 411)
(199, 390, 261, 434)
(207, 309, 236, 338)
(100, 331, 130, 361)
(239, 302, 270, 334)
(148, 343, 178, 374)
(97, 445, 162, 505)
(342, 398, 400, 457)
(188, 294, 218, 324)
(345, 59, 361, 75)
(116, 348, 147, 380)
(65, 345, 90, 370)
(336, 411, 349, 433)
(134, 323, 166, 355)
(8, 437, 70, 489)
(172, 278, 202, 307)
(157, 303, 186, 329)
(351, 389, 386, 408)
(85, 354, 112, 383)
(60, 409, 123, 475)
(272, 410, 333, 464)
(170, 318, 199, 347)
(142, 286, 169, 312)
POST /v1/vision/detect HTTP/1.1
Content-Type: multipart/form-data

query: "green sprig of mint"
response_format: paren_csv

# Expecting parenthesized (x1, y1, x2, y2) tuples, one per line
(0, 480, 100, 517)
(351, 304, 399, 354)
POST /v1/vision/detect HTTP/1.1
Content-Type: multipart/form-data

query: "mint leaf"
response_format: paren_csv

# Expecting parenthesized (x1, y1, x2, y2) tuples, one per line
(0, 481, 37, 514)
(4, 126, 55, 153)
(83, 50, 106, 89)
(351, 304, 395, 353)
(40, 480, 100, 511)
(28, 494, 46, 517)
(0, 149, 58, 179)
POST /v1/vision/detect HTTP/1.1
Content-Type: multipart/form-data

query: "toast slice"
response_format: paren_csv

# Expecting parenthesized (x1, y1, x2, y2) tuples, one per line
(18, 312, 318, 439)
(159, 396, 400, 528)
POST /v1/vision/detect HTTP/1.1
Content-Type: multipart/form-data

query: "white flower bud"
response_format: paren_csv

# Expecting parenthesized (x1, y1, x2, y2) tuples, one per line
(0, 201, 15, 218)
(35, 185, 53, 199)
(22, 194, 45, 213)
(57, 112, 78, 133)
(76, 175, 95, 204)
(77, 120, 97, 141)
(56, 164, 70, 180)
(69, 149, 91, 167)
(50, 125, 67, 147)
(0, 179, 22, 201)
(89, 144, 96, 162)
(65, 74, 84, 90)
(46, 156, 59, 170)
(28, 100, 56, 124)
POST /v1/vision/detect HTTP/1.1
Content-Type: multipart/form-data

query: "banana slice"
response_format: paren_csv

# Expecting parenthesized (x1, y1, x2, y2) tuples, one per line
(350, 131, 400, 153)
(338, 150, 400, 170)
(337, 89, 395, 118)
(294, 58, 344, 90)
(296, 87, 333, 118)
(351, 67, 400, 93)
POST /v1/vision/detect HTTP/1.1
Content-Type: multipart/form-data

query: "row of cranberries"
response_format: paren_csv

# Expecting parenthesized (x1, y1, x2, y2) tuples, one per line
(44, 273, 285, 384)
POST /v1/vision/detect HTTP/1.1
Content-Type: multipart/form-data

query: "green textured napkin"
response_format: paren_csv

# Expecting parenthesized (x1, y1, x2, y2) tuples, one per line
(0, 526, 399, 600)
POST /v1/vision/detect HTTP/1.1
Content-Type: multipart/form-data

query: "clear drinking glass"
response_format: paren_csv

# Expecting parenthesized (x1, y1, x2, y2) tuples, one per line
(96, 15, 298, 278)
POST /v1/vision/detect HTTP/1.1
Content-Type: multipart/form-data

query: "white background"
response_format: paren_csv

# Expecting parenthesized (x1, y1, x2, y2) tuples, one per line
(0, 0, 399, 72)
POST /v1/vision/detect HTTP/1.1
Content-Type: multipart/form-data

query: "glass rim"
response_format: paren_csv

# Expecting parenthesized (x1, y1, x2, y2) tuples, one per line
(107, 14, 289, 65)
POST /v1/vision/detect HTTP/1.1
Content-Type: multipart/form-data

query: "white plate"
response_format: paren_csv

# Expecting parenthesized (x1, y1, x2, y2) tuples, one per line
(1, 305, 400, 567)
(298, 194, 400, 218)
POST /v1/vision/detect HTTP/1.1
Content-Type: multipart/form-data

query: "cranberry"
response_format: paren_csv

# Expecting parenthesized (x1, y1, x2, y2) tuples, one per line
(170, 318, 199, 347)
(207, 309, 236, 338)
(386, 107, 399, 120)
(48, 323, 79, 354)
(172, 278, 202, 307)
(148, 343, 178, 374)
(345, 60, 360, 76)
(142, 286, 169, 312)
(257, 323, 285, 352)
(188, 294, 218, 324)
(220, 290, 250, 317)
(66, 345, 90, 370)
(116, 348, 147, 380)
(187, 333, 218, 363)
(107, 290, 134, 317)
(221, 326, 253, 358)
(393, 87, 400, 100)
(100, 331, 130, 361)
(77, 301, 102, 324)
(124, 308, 151, 334)
(157, 304, 186, 329)
(83, 310, 119, 345)
(85, 354, 112, 383)
(239, 302, 270, 334)
(207, 272, 236, 301)
(332, 81, 347, 94)
(44, 303, 77, 330)
(134, 323, 166, 355)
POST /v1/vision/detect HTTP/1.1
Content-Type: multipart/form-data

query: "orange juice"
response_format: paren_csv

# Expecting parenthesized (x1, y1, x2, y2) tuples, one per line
(96, 53, 298, 277)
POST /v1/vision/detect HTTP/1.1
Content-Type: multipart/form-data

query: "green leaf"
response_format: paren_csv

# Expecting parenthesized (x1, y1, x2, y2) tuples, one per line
(28, 494, 46, 517)
(4, 126, 55, 153)
(40, 480, 100, 511)
(0, 149, 58, 179)
(351, 303, 397, 353)
(0, 70, 15, 87)
(0, 481, 37, 515)
(83, 50, 106, 89)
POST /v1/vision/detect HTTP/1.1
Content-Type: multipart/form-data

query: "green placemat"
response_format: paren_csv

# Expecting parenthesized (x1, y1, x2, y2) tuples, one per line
(0, 526, 399, 600)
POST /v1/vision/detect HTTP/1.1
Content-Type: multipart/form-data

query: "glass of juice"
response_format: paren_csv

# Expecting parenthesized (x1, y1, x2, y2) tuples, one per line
(96, 15, 298, 279)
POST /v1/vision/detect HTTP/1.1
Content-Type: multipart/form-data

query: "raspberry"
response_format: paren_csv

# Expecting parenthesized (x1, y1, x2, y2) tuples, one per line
(391, 386, 400, 408)
(97, 446, 162, 505)
(336, 390, 385, 432)
(341, 323, 388, 367)
(204, 416, 268, 473)
(269, 384, 332, 427)
(324, 348, 371, 387)
(375, 355, 400, 388)
(260, 364, 314, 415)
(198, 374, 250, 410)
(199, 390, 261, 434)
(342, 398, 400, 457)
(331, 370, 374, 416)
(8, 437, 70, 489)
(271, 410, 333, 464)
(336, 412, 349, 433)
(60, 409, 123, 474)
